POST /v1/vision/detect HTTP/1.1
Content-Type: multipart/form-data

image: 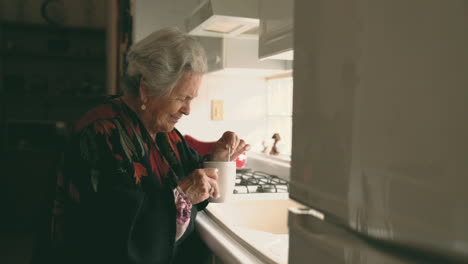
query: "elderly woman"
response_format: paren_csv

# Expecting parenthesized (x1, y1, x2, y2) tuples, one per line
(54, 28, 249, 264)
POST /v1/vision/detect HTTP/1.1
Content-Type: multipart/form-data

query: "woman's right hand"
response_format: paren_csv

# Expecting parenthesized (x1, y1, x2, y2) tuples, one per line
(177, 168, 219, 204)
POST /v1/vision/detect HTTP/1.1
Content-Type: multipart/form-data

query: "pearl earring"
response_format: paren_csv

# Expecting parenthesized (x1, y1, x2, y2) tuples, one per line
(141, 104, 147, 110)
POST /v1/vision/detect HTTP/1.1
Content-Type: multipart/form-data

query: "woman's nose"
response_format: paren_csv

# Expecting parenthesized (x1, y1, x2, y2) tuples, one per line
(181, 101, 191, 115)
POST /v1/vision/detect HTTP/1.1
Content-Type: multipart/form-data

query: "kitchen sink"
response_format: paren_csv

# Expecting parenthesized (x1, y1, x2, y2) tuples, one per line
(202, 199, 304, 264)
(206, 199, 301, 234)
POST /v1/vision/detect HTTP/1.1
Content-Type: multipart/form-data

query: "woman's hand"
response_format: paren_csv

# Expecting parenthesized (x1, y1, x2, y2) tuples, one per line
(212, 131, 250, 161)
(177, 168, 219, 204)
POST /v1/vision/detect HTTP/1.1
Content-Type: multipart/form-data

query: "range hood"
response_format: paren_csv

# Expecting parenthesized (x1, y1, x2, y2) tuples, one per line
(185, 0, 260, 39)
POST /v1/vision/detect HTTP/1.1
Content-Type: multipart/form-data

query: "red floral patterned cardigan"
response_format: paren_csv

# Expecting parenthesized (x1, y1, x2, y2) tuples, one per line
(51, 96, 207, 264)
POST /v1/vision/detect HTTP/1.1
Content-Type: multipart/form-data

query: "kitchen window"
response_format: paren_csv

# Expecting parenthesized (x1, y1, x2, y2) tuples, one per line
(266, 75, 293, 156)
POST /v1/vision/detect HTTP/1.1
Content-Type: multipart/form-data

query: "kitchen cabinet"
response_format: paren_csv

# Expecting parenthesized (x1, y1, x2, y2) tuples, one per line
(258, 0, 293, 60)
(0, 22, 107, 237)
(196, 37, 224, 73)
(196, 36, 291, 76)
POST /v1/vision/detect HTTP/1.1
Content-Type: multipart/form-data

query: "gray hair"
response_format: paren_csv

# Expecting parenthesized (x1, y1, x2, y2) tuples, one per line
(123, 27, 207, 97)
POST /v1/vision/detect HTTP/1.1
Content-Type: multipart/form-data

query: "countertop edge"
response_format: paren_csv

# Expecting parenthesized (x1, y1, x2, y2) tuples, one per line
(195, 211, 265, 264)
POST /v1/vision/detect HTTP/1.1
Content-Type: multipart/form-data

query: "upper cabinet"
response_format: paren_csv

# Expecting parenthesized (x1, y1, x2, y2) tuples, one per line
(258, 0, 294, 60)
(196, 36, 291, 77)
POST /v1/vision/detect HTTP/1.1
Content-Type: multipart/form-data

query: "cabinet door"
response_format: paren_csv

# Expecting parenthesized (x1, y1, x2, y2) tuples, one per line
(258, 0, 293, 60)
(195, 36, 224, 73)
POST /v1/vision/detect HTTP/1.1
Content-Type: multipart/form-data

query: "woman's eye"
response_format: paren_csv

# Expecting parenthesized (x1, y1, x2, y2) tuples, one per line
(173, 96, 191, 102)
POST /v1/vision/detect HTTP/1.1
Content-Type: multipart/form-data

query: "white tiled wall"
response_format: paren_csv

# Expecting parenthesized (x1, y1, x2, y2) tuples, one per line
(177, 73, 268, 151)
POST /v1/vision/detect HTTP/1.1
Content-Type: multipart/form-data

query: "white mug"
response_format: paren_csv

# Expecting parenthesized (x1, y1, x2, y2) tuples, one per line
(203, 161, 236, 203)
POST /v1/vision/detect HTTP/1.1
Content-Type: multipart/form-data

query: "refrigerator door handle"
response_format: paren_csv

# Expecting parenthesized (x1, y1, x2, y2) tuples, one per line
(288, 207, 367, 263)
(288, 208, 425, 263)
(288, 207, 353, 243)
(289, 206, 325, 220)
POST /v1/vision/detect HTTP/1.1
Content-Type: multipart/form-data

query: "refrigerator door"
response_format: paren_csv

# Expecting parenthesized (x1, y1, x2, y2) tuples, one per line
(291, 0, 468, 260)
(288, 208, 439, 264)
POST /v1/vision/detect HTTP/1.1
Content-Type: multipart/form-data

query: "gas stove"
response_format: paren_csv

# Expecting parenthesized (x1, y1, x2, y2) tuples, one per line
(234, 169, 289, 194)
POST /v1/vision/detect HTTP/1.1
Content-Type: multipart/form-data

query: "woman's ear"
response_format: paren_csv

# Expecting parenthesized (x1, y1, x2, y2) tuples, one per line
(138, 76, 148, 104)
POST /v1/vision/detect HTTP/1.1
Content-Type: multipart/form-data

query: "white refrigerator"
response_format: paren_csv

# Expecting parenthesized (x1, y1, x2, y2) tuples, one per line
(289, 0, 468, 263)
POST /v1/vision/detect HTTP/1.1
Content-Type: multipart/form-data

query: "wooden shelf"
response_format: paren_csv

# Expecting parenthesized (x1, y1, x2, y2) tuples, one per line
(1, 22, 108, 123)
(1, 50, 105, 61)
(3, 93, 108, 101)
(0, 21, 106, 35)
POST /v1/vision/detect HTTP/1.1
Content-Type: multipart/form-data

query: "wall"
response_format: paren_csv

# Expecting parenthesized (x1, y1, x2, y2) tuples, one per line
(177, 73, 268, 151)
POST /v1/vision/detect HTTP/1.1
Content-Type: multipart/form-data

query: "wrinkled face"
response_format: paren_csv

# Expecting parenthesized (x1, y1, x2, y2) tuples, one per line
(144, 71, 202, 134)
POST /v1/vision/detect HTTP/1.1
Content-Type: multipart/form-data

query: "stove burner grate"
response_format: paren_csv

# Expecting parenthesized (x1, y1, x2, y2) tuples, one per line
(234, 170, 289, 194)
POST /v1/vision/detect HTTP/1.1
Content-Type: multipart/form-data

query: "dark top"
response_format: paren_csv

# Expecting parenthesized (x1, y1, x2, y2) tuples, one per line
(52, 96, 208, 264)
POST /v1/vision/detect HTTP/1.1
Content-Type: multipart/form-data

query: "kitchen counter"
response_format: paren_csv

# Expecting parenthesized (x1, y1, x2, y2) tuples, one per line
(245, 152, 291, 181)
(196, 197, 302, 264)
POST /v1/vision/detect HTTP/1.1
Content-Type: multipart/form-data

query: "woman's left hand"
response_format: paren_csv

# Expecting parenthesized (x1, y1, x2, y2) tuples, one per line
(211, 131, 250, 161)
